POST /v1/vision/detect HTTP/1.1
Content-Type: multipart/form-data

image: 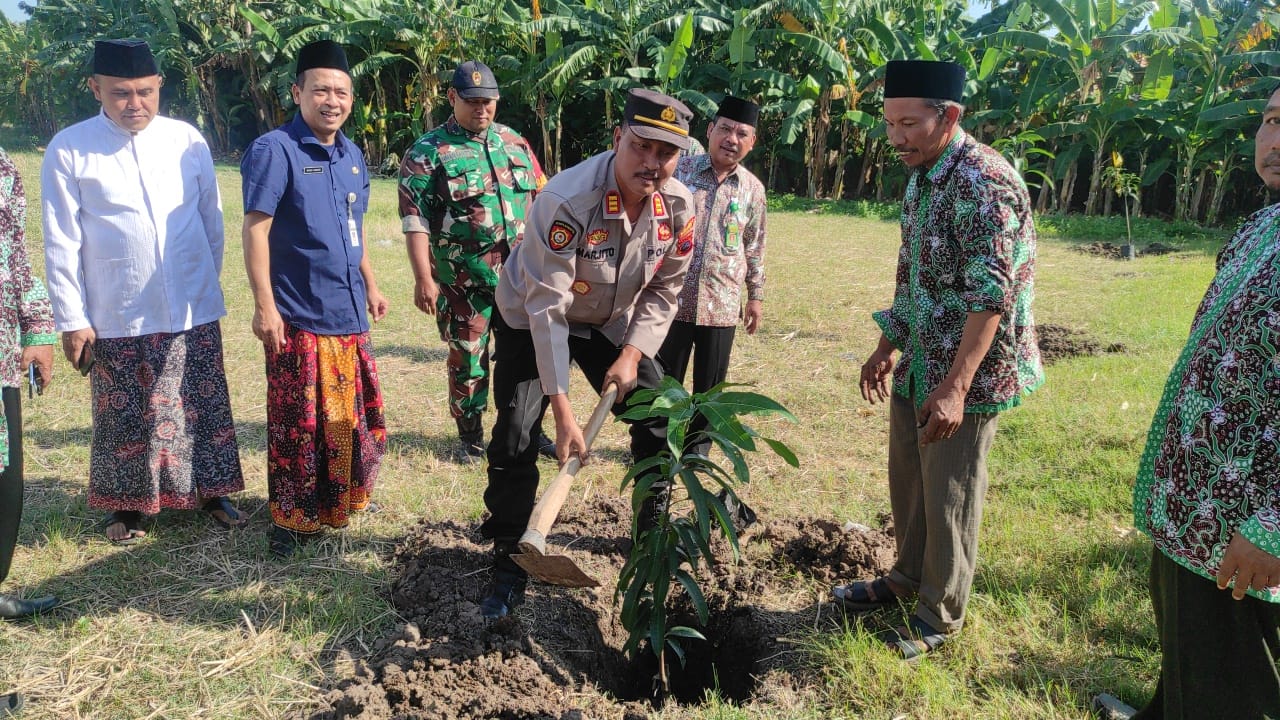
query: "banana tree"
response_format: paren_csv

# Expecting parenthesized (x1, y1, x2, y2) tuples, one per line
(982, 0, 1160, 214)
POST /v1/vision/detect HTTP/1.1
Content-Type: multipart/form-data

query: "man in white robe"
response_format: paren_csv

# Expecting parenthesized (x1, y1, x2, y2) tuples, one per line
(41, 39, 245, 543)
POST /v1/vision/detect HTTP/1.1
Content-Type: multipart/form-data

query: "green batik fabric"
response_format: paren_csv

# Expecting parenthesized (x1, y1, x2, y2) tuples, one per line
(1134, 202, 1280, 602)
(0, 148, 56, 473)
(872, 131, 1044, 414)
(397, 117, 545, 289)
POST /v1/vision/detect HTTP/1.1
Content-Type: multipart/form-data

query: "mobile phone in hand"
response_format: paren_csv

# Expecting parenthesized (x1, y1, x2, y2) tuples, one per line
(78, 342, 96, 377)
(27, 364, 40, 398)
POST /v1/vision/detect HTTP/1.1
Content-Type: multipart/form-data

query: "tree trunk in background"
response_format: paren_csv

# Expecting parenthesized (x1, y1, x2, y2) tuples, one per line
(831, 121, 853, 199)
(1058, 163, 1077, 213)
(241, 52, 279, 136)
(1136, 147, 1149, 218)
(1207, 153, 1236, 226)
(807, 87, 832, 198)
(370, 75, 389, 169)
(1036, 140, 1056, 213)
(197, 66, 228, 155)
(554, 107, 563, 175)
(1174, 146, 1196, 221)
(1191, 166, 1209, 223)
(1085, 144, 1105, 215)
(855, 134, 875, 199)
(1035, 183, 1051, 213)
(874, 143, 887, 202)
(536, 92, 553, 174)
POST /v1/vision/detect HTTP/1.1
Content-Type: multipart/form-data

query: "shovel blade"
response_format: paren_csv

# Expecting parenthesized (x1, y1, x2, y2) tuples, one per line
(511, 552, 600, 588)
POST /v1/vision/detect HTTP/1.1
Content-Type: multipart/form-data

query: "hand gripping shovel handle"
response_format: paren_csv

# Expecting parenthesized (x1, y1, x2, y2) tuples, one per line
(518, 383, 619, 555)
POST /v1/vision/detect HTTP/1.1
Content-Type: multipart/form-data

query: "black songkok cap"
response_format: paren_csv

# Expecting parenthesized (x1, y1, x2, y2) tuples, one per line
(93, 39, 158, 79)
(452, 60, 499, 100)
(296, 40, 350, 76)
(622, 88, 692, 150)
(716, 96, 760, 127)
(883, 60, 966, 103)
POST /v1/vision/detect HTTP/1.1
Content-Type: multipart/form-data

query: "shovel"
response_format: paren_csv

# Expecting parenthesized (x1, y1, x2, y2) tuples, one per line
(510, 383, 619, 588)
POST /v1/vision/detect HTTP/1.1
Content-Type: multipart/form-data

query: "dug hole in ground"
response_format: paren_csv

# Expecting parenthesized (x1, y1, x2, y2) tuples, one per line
(301, 493, 897, 719)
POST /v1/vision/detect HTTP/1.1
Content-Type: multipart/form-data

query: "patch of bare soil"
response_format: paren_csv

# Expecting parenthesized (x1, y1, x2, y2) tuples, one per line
(301, 496, 896, 719)
(1073, 241, 1179, 258)
(1037, 324, 1127, 364)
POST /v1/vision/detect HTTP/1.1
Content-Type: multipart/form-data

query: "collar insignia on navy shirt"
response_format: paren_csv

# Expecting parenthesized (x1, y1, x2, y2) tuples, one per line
(303, 166, 324, 175)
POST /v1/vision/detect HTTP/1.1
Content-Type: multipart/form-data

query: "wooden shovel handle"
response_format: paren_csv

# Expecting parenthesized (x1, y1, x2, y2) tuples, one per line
(521, 383, 620, 548)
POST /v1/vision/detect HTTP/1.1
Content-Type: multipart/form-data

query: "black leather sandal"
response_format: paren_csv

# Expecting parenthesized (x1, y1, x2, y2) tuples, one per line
(104, 510, 147, 545)
(202, 496, 248, 530)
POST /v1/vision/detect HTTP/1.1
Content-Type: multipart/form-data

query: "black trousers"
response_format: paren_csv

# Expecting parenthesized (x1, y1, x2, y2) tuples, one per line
(1134, 546, 1280, 719)
(0, 388, 23, 586)
(655, 320, 737, 455)
(481, 311, 668, 551)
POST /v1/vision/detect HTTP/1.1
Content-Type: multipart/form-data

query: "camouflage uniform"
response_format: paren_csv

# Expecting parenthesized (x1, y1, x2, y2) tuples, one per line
(398, 116, 545, 422)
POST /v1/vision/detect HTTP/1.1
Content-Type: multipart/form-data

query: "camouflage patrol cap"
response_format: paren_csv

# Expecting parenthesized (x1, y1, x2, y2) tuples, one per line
(622, 88, 692, 150)
(453, 60, 499, 100)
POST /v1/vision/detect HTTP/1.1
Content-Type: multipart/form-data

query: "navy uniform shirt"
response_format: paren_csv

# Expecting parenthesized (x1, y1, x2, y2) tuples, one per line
(241, 113, 370, 336)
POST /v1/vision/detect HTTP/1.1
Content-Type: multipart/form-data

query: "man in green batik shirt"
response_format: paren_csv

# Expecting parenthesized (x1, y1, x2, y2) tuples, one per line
(833, 60, 1043, 662)
(1092, 84, 1280, 720)
(398, 60, 549, 460)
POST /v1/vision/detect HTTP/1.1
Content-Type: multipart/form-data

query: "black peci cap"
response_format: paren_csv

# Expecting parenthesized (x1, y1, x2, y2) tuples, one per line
(622, 88, 692, 150)
(296, 40, 350, 76)
(93, 39, 159, 79)
(884, 60, 966, 103)
(452, 60, 499, 100)
(716, 96, 760, 127)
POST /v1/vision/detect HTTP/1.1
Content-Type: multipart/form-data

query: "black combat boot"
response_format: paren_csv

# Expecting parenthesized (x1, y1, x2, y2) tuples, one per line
(479, 539, 527, 619)
(456, 415, 485, 461)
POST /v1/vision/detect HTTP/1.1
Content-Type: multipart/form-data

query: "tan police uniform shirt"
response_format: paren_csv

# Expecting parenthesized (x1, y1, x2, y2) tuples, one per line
(497, 150, 696, 395)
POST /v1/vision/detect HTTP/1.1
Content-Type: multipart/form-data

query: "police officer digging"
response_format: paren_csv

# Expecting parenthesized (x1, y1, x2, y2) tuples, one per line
(478, 88, 697, 618)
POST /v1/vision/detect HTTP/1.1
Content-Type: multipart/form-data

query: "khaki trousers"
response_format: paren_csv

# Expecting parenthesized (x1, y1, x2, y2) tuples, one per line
(886, 392, 998, 633)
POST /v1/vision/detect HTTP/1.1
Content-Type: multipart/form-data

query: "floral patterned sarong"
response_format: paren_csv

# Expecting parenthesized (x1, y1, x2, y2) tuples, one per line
(266, 325, 386, 533)
(88, 321, 243, 512)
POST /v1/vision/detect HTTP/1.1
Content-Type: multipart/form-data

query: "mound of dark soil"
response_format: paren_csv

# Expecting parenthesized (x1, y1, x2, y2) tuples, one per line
(301, 495, 896, 719)
(1073, 241, 1179, 259)
(1038, 324, 1126, 364)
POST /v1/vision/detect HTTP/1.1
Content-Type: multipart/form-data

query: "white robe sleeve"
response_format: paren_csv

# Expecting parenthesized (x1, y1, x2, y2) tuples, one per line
(41, 140, 91, 332)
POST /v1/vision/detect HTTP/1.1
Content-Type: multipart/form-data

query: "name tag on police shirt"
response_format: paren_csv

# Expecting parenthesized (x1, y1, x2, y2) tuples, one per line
(303, 166, 323, 174)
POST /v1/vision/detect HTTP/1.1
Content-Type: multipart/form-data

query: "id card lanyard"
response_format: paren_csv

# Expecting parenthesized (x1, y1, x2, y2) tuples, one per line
(346, 192, 361, 247)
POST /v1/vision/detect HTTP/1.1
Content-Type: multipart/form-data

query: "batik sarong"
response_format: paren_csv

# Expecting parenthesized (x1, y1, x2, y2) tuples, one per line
(266, 325, 386, 533)
(88, 321, 243, 513)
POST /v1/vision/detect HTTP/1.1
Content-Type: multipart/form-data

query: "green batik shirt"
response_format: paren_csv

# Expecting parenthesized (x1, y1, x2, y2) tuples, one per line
(398, 117, 546, 289)
(0, 148, 56, 473)
(873, 131, 1044, 413)
(1134, 202, 1280, 602)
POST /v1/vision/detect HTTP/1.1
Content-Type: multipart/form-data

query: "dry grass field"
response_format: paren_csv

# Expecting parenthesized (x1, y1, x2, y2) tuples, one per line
(0, 148, 1226, 718)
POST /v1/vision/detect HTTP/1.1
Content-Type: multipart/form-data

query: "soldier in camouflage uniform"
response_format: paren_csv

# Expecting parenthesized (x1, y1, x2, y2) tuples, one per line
(398, 61, 548, 459)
